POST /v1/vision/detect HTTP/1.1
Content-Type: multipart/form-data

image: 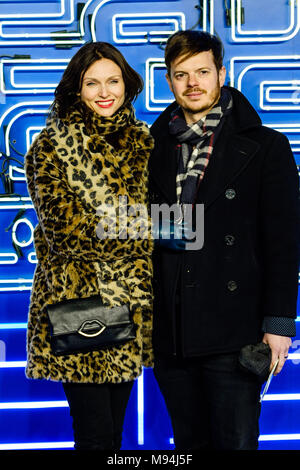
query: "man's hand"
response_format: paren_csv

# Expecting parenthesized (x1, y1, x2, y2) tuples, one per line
(262, 333, 291, 375)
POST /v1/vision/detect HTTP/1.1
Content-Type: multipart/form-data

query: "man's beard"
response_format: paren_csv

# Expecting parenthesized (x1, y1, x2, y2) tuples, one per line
(182, 83, 221, 116)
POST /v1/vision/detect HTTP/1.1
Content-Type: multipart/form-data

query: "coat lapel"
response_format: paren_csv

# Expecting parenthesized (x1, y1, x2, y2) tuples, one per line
(195, 121, 261, 210)
(149, 97, 262, 209)
(149, 132, 179, 204)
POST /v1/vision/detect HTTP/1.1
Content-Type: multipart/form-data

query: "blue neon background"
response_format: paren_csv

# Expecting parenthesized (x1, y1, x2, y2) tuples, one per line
(0, 0, 299, 450)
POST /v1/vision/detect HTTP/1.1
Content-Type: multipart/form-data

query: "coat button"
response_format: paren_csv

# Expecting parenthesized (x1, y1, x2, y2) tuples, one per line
(225, 188, 236, 199)
(225, 235, 235, 246)
(227, 280, 238, 291)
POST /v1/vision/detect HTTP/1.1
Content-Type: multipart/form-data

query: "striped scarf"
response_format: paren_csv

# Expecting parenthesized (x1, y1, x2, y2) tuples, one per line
(169, 88, 233, 206)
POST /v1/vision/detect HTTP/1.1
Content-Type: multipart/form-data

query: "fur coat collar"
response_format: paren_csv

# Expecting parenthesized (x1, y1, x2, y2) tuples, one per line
(46, 103, 154, 209)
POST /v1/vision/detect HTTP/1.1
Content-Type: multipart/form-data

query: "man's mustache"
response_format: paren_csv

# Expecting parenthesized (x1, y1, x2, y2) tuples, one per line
(183, 88, 206, 96)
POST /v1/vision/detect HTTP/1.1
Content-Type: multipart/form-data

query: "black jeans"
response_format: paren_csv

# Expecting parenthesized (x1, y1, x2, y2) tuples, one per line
(154, 353, 263, 450)
(63, 381, 134, 450)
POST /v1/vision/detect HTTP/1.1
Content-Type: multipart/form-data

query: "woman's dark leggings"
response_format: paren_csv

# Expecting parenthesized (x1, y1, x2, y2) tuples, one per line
(63, 380, 134, 450)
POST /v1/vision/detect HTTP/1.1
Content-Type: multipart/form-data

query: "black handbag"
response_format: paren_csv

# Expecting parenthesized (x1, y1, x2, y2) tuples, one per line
(46, 295, 135, 355)
(238, 342, 271, 379)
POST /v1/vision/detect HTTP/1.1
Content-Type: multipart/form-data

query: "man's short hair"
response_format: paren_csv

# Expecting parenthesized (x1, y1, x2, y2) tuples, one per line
(165, 30, 224, 75)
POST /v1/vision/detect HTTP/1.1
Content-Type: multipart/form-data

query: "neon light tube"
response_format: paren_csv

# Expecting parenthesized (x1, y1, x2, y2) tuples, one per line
(0, 323, 27, 329)
(230, 0, 300, 42)
(259, 434, 300, 441)
(137, 371, 144, 445)
(0, 361, 27, 368)
(0, 401, 68, 409)
(0, 442, 74, 450)
(263, 394, 300, 401)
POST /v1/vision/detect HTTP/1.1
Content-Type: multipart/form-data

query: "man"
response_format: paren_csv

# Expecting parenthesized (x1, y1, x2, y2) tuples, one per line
(149, 30, 299, 450)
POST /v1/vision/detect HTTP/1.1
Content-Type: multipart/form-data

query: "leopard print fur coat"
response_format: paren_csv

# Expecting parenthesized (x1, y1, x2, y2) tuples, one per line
(25, 103, 154, 384)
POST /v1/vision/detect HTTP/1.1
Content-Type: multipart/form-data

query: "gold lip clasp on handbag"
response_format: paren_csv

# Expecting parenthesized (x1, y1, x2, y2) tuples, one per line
(78, 319, 107, 337)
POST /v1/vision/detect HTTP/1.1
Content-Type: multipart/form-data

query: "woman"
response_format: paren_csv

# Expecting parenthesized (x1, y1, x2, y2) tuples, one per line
(25, 42, 154, 450)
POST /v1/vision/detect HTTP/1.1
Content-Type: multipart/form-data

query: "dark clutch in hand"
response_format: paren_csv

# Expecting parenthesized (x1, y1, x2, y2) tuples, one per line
(238, 342, 271, 379)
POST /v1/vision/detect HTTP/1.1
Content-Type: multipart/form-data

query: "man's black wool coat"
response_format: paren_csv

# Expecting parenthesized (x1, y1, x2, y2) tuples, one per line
(149, 86, 300, 358)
